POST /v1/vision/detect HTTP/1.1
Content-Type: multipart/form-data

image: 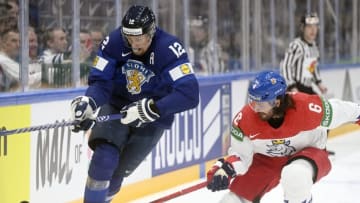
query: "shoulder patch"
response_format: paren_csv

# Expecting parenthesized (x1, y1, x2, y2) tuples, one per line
(169, 63, 194, 81)
(231, 125, 244, 141)
(321, 98, 333, 127)
(93, 56, 108, 71)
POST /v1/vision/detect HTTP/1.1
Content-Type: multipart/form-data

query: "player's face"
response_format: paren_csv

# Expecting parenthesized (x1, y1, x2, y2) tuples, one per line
(249, 100, 277, 121)
(125, 34, 152, 56)
(303, 24, 318, 43)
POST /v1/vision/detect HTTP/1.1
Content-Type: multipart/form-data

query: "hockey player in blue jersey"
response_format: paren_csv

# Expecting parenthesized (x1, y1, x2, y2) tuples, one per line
(70, 5, 199, 203)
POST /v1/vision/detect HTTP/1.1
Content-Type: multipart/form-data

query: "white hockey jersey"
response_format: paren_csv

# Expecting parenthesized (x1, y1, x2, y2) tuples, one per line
(229, 92, 360, 175)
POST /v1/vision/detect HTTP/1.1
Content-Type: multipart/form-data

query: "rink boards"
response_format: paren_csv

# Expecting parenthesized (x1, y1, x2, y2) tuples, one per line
(0, 66, 360, 203)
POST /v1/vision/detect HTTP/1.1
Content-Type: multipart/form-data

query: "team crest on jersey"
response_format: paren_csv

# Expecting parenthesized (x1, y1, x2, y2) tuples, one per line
(122, 59, 154, 94)
(266, 139, 296, 156)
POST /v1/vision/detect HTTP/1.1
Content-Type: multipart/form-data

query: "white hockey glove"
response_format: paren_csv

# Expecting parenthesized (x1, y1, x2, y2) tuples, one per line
(70, 96, 97, 132)
(120, 98, 160, 128)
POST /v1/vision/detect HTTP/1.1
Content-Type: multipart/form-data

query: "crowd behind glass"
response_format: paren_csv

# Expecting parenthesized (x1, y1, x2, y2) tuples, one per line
(0, 0, 359, 93)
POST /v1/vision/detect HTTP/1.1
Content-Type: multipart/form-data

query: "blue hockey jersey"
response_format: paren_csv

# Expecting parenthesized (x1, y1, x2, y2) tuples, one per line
(85, 27, 199, 128)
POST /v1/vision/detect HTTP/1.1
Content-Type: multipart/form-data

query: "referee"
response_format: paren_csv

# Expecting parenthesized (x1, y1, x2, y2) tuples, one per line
(280, 12, 335, 156)
(280, 12, 328, 95)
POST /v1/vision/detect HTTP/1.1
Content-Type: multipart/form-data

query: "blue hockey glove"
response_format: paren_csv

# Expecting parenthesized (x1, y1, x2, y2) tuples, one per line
(207, 158, 237, 192)
(120, 98, 160, 128)
(70, 96, 97, 132)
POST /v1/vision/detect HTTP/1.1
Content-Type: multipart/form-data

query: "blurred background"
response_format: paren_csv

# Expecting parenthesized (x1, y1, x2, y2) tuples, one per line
(0, 0, 359, 92)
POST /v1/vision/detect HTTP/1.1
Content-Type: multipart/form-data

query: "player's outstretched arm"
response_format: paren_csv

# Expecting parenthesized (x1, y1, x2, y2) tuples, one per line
(326, 98, 360, 129)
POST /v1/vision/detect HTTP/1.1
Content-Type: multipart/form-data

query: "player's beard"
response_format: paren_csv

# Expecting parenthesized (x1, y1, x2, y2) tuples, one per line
(257, 112, 273, 121)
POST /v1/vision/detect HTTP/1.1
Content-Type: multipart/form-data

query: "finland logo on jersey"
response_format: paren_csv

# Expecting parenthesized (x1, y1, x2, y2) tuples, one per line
(122, 59, 154, 94)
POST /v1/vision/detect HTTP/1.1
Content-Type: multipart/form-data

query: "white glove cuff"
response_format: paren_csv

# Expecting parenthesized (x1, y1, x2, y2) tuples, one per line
(71, 96, 97, 121)
(138, 98, 160, 122)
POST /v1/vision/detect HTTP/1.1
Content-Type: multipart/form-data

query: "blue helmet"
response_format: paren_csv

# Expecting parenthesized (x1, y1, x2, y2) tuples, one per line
(248, 71, 287, 102)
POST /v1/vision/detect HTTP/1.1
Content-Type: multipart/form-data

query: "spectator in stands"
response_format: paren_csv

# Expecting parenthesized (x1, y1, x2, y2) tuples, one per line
(0, 28, 20, 91)
(0, 27, 42, 91)
(89, 29, 104, 63)
(0, 5, 9, 40)
(28, 26, 41, 88)
(40, 27, 71, 87)
(7, 0, 18, 19)
(29, 26, 38, 61)
(80, 29, 94, 85)
(5, 0, 18, 30)
(40, 27, 70, 64)
(189, 15, 227, 75)
(0, 0, 18, 34)
(90, 29, 104, 49)
(80, 29, 93, 63)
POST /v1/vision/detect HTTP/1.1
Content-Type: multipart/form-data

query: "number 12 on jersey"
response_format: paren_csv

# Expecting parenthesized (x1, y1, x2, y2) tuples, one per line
(169, 42, 186, 58)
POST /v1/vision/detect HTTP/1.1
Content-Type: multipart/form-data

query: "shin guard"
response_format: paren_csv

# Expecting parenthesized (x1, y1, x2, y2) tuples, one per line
(281, 159, 314, 203)
(84, 144, 119, 203)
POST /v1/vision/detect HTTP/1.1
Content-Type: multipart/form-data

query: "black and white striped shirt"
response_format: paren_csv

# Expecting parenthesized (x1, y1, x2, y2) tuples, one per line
(280, 37, 322, 89)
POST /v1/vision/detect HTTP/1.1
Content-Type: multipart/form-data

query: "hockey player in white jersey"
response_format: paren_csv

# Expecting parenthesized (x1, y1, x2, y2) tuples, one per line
(206, 71, 360, 203)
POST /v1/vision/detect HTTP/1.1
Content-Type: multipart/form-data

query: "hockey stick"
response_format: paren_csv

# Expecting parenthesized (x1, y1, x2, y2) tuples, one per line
(149, 181, 208, 203)
(0, 114, 122, 136)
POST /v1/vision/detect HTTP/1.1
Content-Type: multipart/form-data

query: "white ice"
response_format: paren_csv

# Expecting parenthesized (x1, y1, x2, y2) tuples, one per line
(133, 129, 360, 203)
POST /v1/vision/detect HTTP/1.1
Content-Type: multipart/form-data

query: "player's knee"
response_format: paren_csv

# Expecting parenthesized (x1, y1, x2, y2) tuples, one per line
(280, 159, 314, 202)
(89, 144, 119, 180)
(220, 191, 251, 203)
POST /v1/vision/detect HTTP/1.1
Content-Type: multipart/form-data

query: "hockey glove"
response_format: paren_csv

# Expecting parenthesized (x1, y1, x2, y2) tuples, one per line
(70, 96, 97, 132)
(207, 158, 237, 192)
(120, 98, 160, 128)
